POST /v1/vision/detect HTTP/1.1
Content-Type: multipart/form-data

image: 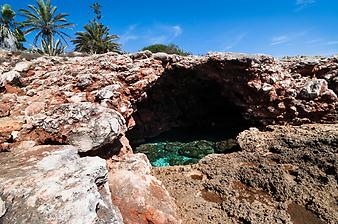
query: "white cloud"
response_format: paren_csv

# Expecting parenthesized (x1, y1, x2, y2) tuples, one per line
(119, 25, 140, 44)
(145, 24, 183, 44)
(271, 35, 290, 46)
(270, 31, 307, 46)
(295, 0, 316, 11)
(172, 25, 182, 38)
(149, 35, 167, 44)
(326, 41, 338, 45)
(119, 24, 183, 47)
(224, 32, 247, 50)
(296, 0, 316, 6)
(305, 39, 323, 44)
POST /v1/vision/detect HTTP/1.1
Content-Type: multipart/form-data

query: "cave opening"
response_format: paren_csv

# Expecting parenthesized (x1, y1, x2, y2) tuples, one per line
(127, 65, 254, 167)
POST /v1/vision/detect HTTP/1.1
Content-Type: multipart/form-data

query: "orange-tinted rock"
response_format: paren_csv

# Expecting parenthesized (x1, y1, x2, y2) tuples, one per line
(0, 103, 10, 117)
(24, 102, 46, 116)
(108, 153, 181, 224)
(4, 84, 22, 94)
(0, 117, 24, 133)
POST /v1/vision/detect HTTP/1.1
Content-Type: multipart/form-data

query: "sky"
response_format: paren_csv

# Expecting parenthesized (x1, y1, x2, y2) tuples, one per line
(4, 0, 338, 56)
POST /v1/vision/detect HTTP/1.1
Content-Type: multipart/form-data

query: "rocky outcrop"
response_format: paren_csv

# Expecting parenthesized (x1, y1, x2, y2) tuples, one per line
(0, 144, 123, 223)
(0, 50, 337, 223)
(0, 51, 337, 149)
(154, 123, 338, 224)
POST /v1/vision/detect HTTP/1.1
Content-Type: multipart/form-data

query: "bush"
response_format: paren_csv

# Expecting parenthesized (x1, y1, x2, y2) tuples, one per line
(142, 44, 190, 56)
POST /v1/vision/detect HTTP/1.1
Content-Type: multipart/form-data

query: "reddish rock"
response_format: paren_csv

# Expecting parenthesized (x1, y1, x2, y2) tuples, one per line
(108, 153, 181, 224)
(0, 103, 10, 117)
(24, 101, 46, 116)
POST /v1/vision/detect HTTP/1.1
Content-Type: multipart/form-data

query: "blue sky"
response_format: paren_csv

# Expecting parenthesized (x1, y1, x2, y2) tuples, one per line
(4, 0, 338, 56)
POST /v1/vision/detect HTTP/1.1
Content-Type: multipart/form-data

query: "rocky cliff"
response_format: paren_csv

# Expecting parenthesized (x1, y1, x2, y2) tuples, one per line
(0, 50, 337, 223)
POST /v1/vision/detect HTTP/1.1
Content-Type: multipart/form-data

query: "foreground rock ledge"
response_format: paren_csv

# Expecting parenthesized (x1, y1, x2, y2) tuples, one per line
(0, 145, 123, 223)
(153, 123, 338, 224)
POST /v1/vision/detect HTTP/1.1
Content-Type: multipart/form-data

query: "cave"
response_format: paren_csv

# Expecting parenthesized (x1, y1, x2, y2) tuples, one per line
(127, 63, 256, 166)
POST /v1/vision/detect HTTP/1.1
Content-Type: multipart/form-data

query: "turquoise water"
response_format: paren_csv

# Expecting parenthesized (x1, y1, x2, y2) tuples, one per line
(134, 138, 239, 167)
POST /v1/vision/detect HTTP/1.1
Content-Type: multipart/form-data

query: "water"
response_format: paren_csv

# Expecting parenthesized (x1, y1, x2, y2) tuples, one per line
(133, 127, 240, 167)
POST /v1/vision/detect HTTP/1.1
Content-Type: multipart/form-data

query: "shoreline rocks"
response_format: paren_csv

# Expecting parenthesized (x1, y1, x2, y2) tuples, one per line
(0, 50, 337, 223)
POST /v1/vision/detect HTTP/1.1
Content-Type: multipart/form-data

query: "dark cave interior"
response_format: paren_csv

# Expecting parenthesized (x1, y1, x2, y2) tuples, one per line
(126, 66, 256, 166)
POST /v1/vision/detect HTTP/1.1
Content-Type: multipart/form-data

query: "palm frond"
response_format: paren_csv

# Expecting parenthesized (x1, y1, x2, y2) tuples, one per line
(19, 0, 74, 48)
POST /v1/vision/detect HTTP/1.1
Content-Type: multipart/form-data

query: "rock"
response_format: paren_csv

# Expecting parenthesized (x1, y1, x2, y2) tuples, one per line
(24, 102, 46, 116)
(0, 103, 10, 117)
(0, 197, 6, 218)
(130, 50, 152, 60)
(153, 124, 338, 224)
(29, 102, 126, 152)
(299, 79, 328, 99)
(14, 61, 32, 72)
(261, 83, 273, 92)
(76, 75, 92, 89)
(0, 117, 24, 133)
(0, 70, 20, 87)
(153, 52, 172, 62)
(179, 140, 214, 159)
(96, 84, 120, 100)
(0, 145, 124, 224)
(108, 153, 181, 224)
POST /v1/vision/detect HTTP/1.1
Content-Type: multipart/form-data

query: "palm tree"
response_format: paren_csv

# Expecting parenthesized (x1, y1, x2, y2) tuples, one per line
(72, 21, 120, 54)
(0, 4, 25, 50)
(72, 2, 121, 54)
(19, 0, 73, 45)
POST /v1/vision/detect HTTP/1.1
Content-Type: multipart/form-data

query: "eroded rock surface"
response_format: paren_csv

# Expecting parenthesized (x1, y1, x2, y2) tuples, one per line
(108, 153, 181, 224)
(0, 51, 337, 223)
(0, 145, 123, 224)
(0, 51, 337, 150)
(153, 124, 338, 224)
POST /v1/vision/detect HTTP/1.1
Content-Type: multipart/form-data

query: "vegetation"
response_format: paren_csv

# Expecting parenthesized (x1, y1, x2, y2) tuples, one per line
(1, 1, 192, 56)
(32, 37, 65, 55)
(142, 44, 190, 56)
(0, 4, 25, 50)
(72, 2, 121, 54)
(19, 0, 73, 55)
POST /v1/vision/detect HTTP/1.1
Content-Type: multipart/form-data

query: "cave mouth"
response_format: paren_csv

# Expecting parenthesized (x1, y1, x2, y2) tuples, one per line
(126, 66, 254, 167)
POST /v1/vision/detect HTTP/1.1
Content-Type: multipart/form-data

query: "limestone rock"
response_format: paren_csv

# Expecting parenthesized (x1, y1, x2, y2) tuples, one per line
(14, 61, 32, 72)
(76, 75, 93, 89)
(130, 50, 152, 60)
(0, 145, 124, 224)
(153, 123, 338, 224)
(299, 79, 329, 99)
(153, 52, 172, 62)
(0, 70, 20, 87)
(30, 102, 127, 153)
(96, 84, 121, 100)
(0, 198, 6, 218)
(108, 153, 181, 224)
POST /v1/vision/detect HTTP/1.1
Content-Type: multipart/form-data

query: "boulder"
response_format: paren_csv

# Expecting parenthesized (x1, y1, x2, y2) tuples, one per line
(96, 84, 121, 100)
(108, 153, 181, 224)
(0, 145, 124, 224)
(14, 61, 32, 72)
(153, 52, 172, 62)
(298, 78, 337, 100)
(30, 102, 126, 153)
(0, 70, 20, 87)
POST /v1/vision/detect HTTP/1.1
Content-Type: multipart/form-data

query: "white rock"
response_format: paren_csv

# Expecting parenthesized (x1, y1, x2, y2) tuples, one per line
(96, 84, 120, 100)
(0, 197, 6, 218)
(0, 145, 124, 223)
(0, 70, 20, 87)
(14, 61, 32, 72)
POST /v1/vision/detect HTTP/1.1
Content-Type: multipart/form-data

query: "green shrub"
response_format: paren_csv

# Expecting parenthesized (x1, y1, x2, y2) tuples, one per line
(142, 44, 190, 56)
